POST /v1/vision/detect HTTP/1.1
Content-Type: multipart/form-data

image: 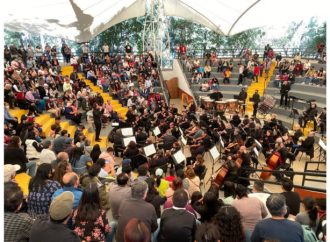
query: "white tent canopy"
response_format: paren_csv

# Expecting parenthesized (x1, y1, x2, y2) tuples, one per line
(4, 0, 327, 42)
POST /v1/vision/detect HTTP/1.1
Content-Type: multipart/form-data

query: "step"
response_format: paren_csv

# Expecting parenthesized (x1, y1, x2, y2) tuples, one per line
(8, 109, 28, 121)
(67, 125, 76, 138)
(59, 121, 70, 131)
(42, 118, 56, 137)
(35, 114, 51, 125)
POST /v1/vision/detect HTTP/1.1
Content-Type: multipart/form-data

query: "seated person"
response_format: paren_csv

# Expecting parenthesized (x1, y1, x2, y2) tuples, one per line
(64, 101, 81, 124)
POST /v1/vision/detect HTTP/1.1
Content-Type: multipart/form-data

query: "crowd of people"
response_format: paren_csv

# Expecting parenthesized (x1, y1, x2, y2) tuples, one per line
(3, 41, 327, 242)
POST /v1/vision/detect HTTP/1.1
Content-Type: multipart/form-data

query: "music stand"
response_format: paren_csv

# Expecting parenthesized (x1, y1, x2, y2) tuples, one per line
(143, 144, 157, 157)
(316, 139, 327, 171)
(206, 145, 221, 185)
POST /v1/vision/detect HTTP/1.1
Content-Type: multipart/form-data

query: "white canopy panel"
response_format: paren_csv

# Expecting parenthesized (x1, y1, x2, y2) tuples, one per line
(4, 0, 327, 42)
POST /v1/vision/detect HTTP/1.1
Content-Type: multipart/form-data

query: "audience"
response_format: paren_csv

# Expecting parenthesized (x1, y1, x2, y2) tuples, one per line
(281, 178, 301, 216)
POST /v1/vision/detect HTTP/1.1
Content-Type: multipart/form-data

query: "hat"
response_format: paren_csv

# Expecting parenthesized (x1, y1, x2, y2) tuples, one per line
(4, 164, 20, 182)
(49, 191, 74, 220)
(155, 168, 163, 177)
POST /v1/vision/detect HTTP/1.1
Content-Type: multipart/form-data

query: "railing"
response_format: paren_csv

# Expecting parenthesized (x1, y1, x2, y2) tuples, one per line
(239, 167, 326, 193)
(302, 161, 326, 187)
(158, 69, 170, 106)
(178, 47, 320, 60)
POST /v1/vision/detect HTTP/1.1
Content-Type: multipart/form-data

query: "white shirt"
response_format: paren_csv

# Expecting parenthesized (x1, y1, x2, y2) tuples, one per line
(39, 148, 56, 165)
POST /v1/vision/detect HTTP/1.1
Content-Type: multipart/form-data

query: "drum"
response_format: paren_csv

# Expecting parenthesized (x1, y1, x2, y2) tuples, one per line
(204, 99, 215, 110)
(227, 99, 238, 113)
(215, 101, 227, 112)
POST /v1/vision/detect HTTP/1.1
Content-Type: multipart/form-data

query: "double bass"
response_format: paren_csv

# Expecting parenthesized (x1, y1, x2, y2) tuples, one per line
(260, 151, 282, 180)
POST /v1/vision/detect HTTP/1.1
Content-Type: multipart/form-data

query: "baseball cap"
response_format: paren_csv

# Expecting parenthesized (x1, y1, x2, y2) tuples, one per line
(4, 164, 20, 182)
(49, 191, 74, 220)
(155, 168, 163, 177)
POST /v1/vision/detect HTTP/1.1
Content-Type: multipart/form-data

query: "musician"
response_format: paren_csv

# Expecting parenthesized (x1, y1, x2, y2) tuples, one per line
(294, 131, 315, 158)
(238, 88, 248, 112)
(261, 129, 275, 158)
(280, 81, 290, 107)
(135, 127, 148, 146)
(230, 111, 242, 127)
(251, 90, 260, 117)
(292, 124, 303, 145)
(298, 101, 318, 131)
(208, 89, 223, 101)
(271, 137, 293, 181)
(237, 145, 252, 187)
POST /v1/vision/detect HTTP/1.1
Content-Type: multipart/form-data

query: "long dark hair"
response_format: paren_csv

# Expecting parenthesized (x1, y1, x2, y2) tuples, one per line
(214, 206, 245, 242)
(76, 183, 101, 222)
(90, 144, 101, 162)
(53, 161, 70, 186)
(29, 163, 52, 191)
(70, 146, 84, 165)
(302, 197, 318, 227)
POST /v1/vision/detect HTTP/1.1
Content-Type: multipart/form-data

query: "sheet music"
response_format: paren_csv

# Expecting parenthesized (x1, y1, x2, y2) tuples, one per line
(112, 122, 119, 127)
(318, 139, 327, 151)
(254, 139, 263, 149)
(173, 150, 186, 164)
(253, 147, 259, 157)
(179, 127, 184, 136)
(121, 127, 133, 136)
(153, 127, 161, 136)
(143, 144, 156, 157)
(123, 136, 136, 146)
(181, 136, 187, 145)
(219, 136, 224, 148)
(210, 146, 220, 160)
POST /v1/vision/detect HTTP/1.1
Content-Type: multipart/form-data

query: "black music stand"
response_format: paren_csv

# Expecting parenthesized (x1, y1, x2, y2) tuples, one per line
(316, 139, 326, 171)
(290, 108, 300, 129)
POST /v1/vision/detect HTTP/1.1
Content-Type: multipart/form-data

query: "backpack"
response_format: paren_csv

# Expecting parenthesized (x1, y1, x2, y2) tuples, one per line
(302, 225, 319, 242)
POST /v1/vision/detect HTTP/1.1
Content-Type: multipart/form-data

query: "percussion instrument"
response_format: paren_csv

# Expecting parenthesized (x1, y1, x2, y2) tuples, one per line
(215, 101, 227, 112)
(203, 98, 215, 110)
(227, 99, 238, 113)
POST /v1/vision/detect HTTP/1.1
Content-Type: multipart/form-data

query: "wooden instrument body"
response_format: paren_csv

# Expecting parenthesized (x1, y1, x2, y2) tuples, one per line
(260, 152, 281, 180)
(212, 158, 243, 187)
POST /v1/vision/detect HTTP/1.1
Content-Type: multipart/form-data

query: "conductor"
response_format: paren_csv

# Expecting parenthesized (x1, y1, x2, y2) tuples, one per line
(251, 90, 260, 117)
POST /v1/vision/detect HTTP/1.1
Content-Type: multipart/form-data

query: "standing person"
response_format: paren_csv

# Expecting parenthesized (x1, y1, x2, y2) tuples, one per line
(238, 88, 248, 113)
(253, 64, 260, 83)
(93, 103, 102, 142)
(251, 90, 260, 117)
(238, 63, 245, 85)
(281, 178, 301, 216)
(73, 184, 111, 241)
(280, 81, 291, 107)
(251, 194, 304, 242)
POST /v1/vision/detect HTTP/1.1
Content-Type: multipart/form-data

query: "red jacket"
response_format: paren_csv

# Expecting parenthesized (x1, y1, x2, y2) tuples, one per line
(253, 66, 260, 75)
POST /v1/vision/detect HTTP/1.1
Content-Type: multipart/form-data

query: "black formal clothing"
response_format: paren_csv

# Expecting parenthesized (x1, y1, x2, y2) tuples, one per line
(280, 83, 291, 106)
(4, 146, 28, 173)
(93, 108, 102, 140)
(252, 93, 260, 117)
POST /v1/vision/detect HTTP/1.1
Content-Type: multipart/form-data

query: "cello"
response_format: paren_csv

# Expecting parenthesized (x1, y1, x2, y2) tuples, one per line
(212, 156, 243, 188)
(260, 151, 282, 180)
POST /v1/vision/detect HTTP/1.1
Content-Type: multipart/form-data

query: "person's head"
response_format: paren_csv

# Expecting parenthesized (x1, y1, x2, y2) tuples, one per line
(281, 178, 294, 192)
(117, 173, 129, 186)
(173, 189, 188, 208)
(124, 218, 150, 242)
(302, 197, 318, 227)
(4, 182, 24, 212)
(196, 154, 204, 164)
(42, 139, 52, 149)
(49, 191, 74, 224)
(253, 180, 265, 193)
(62, 172, 79, 188)
(235, 184, 248, 199)
(195, 223, 220, 242)
(87, 163, 101, 177)
(137, 165, 148, 177)
(96, 158, 106, 168)
(223, 181, 236, 198)
(266, 194, 287, 217)
(185, 167, 196, 179)
(76, 183, 101, 222)
(171, 177, 183, 190)
(191, 191, 203, 205)
(29, 163, 53, 191)
(7, 136, 21, 148)
(53, 161, 72, 186)
(131, 181, 148, 199)
(214, 206, 245, 242)
(92, 144, 101, 152)
(106, 146, 114, 154)
(128, 141, 137, 149)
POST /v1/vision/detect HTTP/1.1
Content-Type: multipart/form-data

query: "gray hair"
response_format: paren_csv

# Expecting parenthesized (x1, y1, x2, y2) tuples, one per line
(266, 194, 287, 217)
(131, 180, 148, 199)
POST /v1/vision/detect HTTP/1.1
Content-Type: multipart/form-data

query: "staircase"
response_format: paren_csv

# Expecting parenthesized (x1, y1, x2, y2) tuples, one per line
(245, 61, 276, 112)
